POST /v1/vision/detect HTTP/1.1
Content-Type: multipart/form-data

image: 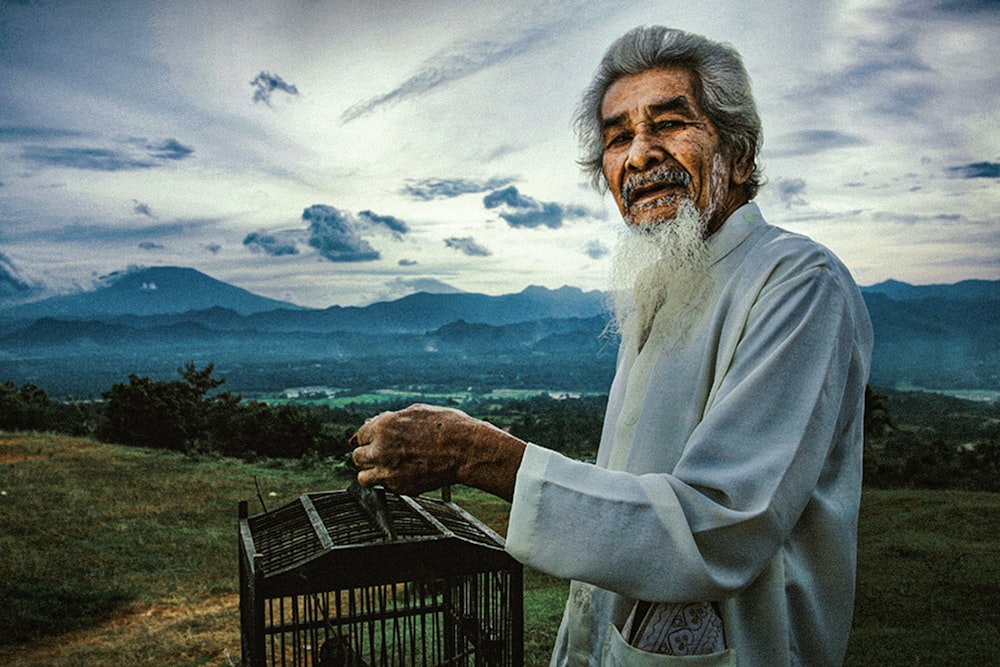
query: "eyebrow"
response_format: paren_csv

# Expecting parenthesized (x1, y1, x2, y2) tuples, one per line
(601, 95, 698, 133)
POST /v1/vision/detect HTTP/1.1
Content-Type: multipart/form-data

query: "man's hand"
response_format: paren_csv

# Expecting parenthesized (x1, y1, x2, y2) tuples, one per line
(350, 404, 526, 502)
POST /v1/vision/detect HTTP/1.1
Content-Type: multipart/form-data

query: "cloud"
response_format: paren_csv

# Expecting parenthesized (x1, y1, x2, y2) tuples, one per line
(385, 277, 463, 295)
(138, 241, 165, 251)
(791, 8, 964, 128)
(0, 126, 82, 142)
(341, 16, 555, 122)
(584, 239, 609, 260)
(21, 220, 209, 244)
(205, 243, 222, 254)
(444, 236, 491, 257)
(250, 71, 300, 105)
(21, 137, 194, 171)
(398, 259, 418, 267)
(401, 177, 515, 201)
(774, 177, 808, 207)
(303, 204, 380, 262)
(243, 230, 300, 256)
(132, 199, 155, 218)
(244, 206, 406, 262)
(769, 130, 866, 157)
(483, 185, 589, 229)
(872, 211, 965, 226)
(934, 0, 1000, 16)
(22, 146, 158, 171)
(945, 161, 1000, 179)
(357, 209, 409, 237)
(142, 138, 194, 160)
(0, 250, 41, 301)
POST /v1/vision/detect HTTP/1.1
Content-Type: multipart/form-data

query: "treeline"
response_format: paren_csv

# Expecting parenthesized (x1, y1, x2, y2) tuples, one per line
(862, 387, 1000, 492)
(1, 364, 365, 460)
(2, 369, 999, 491)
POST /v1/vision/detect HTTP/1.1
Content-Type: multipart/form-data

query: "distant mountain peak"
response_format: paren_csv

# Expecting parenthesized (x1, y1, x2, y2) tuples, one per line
(0, 265, 302, 319)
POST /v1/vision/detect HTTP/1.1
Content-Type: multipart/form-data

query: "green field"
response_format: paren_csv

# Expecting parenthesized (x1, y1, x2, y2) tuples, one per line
(261, 387, 604, 409)
(2, 433, 998, 665)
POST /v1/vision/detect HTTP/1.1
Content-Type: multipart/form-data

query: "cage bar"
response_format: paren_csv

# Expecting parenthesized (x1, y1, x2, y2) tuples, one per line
(239, 488, 523, 667)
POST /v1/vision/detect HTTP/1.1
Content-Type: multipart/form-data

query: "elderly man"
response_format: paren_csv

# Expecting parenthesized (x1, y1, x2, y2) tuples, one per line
(352, 26, 873, 666)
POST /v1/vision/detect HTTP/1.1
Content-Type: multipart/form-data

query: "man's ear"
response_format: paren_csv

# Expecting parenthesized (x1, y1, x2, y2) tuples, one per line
(731, 150, 754, 186)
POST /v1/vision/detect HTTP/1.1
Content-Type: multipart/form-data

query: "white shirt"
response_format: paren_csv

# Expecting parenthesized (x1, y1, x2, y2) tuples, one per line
(506, 203, 874, 666)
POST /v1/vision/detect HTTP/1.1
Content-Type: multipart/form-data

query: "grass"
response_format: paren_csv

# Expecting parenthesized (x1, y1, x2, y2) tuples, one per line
(1, 433, 999, 665)
(847, 489, 1000, 664)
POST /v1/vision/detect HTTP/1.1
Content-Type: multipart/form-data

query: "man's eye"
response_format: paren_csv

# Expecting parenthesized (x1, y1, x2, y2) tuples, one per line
(651, 120, 681, 133)
(605, 132, 632, 148)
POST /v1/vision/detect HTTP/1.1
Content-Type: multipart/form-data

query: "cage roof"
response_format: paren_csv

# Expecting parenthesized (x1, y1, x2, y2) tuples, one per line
(239, 487, 515, 593)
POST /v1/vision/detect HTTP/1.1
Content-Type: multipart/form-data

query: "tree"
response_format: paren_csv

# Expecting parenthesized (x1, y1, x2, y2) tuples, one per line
(0, 381, 55, 431)
(97, 363, 228, 451)
(864, 385, 895, 441)
(96, 362, 339, 459)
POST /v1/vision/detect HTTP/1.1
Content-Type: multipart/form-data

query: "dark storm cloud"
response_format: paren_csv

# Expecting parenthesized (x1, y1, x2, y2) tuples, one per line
(444, 237, 491, 257)
(243, 231, 300, 257)
(250, 71, 300, 105)
(303, 204, 380, 262)
(357, 209, 410, 237)
(483, 185, 589, 229)
(945, 161, 1000, 179)
(401, 177, 516, 201)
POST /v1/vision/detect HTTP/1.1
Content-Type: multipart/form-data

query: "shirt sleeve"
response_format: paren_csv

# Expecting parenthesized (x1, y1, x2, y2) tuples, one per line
(506, 261, 872, 602)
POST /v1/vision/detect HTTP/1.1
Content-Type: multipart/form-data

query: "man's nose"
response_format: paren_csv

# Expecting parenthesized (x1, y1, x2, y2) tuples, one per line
(625, 125, 666, 172)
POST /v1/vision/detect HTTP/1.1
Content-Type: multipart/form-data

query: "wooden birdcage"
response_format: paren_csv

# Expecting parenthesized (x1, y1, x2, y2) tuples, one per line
(238, 484, 523, 667)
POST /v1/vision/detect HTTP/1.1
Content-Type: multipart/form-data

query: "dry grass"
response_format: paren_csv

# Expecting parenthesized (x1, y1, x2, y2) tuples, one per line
(0, 434, 347, 666)
(3, 595, 241, 667)
(0, 433, 564, 666)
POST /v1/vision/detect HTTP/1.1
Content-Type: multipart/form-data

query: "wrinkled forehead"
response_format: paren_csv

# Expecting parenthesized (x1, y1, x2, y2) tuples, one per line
(599, 67, 706, 125)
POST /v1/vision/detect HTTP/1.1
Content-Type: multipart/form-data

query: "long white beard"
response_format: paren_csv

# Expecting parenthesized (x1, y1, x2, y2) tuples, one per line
(608, 199, 713, 351)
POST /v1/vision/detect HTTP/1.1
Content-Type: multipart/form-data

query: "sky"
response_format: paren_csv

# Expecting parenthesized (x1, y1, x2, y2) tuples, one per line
(1, 0, 997, 308)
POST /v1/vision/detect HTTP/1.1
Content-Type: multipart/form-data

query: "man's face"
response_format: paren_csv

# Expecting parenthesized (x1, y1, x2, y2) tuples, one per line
(600, 67, 746, 234)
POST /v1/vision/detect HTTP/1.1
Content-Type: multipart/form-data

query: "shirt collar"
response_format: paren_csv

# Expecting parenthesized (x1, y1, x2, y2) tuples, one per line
(708, 201, 764, 266)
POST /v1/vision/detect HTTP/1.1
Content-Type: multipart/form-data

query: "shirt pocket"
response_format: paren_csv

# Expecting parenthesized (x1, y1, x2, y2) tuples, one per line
(603, 624, 737, 667)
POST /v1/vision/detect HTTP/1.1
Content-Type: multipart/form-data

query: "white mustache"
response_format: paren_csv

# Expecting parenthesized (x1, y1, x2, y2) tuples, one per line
(622, 166, 692, 209)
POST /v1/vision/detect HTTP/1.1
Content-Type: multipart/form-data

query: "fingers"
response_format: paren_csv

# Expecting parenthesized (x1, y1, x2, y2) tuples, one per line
(351, 413, 388, 487)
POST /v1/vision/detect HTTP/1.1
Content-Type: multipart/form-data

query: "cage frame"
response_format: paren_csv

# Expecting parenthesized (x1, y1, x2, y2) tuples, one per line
(238, 487, 524, 667)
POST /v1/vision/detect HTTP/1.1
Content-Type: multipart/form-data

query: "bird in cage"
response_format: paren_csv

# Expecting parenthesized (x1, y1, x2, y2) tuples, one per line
(318, 632, 369, 667)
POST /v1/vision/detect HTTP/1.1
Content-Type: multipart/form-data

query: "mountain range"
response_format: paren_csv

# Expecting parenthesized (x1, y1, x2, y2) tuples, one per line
(1, 266, 997, 396)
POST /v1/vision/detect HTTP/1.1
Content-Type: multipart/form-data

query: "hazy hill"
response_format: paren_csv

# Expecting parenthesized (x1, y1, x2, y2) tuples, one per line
(0, 270, 610, 335)
(0, 266, 301, 319)
(0, 268, 997, 395)
(861, 279, 1000, 302)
